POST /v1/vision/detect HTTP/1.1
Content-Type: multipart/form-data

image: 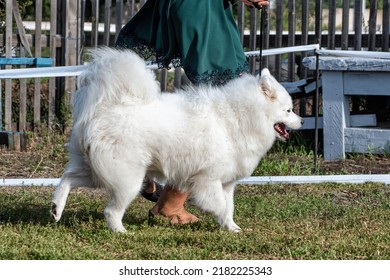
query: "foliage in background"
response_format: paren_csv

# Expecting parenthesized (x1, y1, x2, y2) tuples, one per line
(0, 0, 33, 22)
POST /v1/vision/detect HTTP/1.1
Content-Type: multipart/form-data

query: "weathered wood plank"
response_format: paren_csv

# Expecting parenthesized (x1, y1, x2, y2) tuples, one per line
(327, 0, 336, 49)
(322, 71, 350, 160)
(383, 0, 390, 50)
(91, 0, 99, 48)
(345, 128, 390, 154)
(125, 0, 135, 20)
(19, 48, 27, 132)
(48, 0, 57, 129)
(34, 0, 42, 127)
(300, 0, 309, 80)
(354, 0, 363, 50)
(274, 0, 284, 81)
(103, 0, 111, 46)
(300, 114, 377, 130)
(368, 0, 378, 51)
(261, 5, 270, 70)
(173, 68, 182, 89)
(344, 72, 390, 96)
(287, 0, 295, 82)
(315, 0, 323, 44)
(303, 56, 390, 72)
(341, 0, 350, 50)
(4, 0, 13, 131)
(248, 8, 257, 74)
(350, 114, 377, 127)
(12, 0, 33, 57)
(61, 0, 79, 113)
(160, 69, 168, 92)
(115, 0, 123, 40)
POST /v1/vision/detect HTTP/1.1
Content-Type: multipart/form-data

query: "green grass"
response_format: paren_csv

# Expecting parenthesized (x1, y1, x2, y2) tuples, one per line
(1, 183, 390, 260)
(1, 130, 390, 260)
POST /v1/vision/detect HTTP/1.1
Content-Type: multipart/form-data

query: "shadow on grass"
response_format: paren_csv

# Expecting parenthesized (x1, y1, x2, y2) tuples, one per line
(0, 187, 220, 232)
(0, 200, 152, 230)
(0, 201, 55, 226)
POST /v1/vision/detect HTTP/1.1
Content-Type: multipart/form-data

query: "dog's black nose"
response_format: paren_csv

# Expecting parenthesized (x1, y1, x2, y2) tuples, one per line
(301, 118, 304, 125)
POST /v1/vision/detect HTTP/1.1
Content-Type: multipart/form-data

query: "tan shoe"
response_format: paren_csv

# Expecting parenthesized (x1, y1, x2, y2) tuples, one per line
(149, 186, 199, 224)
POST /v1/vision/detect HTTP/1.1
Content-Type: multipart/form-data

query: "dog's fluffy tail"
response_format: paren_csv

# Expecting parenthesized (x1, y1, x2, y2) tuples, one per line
(77, 47, 160, 107)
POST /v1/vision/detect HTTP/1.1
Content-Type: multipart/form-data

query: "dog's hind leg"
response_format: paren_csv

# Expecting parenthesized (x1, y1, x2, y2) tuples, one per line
(51, 169, 93, 222)
(191, 179, 241, 232)
(103, 168, 145, 233)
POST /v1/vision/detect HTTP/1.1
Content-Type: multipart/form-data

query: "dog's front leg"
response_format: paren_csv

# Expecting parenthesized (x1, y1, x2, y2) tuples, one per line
(191, 179, 241, 232)
(222, 182, 241, 232)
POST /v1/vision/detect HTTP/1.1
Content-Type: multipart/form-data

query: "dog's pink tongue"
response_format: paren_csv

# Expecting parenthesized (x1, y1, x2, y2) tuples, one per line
(281, 124, 289, 139)
(275, 123, 289, 139)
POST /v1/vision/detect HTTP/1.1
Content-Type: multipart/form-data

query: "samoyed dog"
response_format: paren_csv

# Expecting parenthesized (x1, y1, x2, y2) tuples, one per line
(51, 48, 303, 232)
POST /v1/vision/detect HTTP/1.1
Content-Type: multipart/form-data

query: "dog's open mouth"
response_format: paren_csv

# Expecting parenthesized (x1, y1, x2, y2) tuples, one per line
(274, 123, 289, 140)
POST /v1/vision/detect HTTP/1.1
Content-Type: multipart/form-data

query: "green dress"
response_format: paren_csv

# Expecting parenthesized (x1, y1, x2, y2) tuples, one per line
(115, 0, 249, 85)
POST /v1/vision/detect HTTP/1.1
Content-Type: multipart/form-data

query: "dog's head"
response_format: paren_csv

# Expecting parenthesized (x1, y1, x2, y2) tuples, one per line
(258, 68, 304, 141)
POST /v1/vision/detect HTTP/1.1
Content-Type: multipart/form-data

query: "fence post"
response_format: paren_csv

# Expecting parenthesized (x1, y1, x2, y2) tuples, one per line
(103, 0, 111, 46)
(4, 0, 13, 131)
(65, 0, 80, 103)
(115, 0, 123, 41)
(91, 0, 99, 48)
(382, 0, 390, 51)
(49, 0, 57, 129)
(274, 0, 283, 81)
(53, 0, 80, 131)
(341, 0, 350, 50)
(34, 0, 42, 128)
(288, 0, 296, 82)
(248, 8, 257, 74)
(368, 0, 378, 51)
(354, 0, 363, 51)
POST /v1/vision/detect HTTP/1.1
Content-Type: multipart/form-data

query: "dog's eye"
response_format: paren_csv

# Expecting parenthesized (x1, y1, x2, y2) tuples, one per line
(287, 109, 292, 113)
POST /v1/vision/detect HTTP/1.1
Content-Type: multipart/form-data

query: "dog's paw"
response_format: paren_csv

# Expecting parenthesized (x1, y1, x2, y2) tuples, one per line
(225, 222, 241, 233)
(50, 203, 61, 222)
(109, 225, 127, 233)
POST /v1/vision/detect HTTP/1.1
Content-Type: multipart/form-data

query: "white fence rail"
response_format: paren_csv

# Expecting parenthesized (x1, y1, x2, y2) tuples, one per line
(2, 174, 390, 187)
(0, 45, 320, 79)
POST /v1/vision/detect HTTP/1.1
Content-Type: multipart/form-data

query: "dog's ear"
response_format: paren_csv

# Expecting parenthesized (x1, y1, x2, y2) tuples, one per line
(259, 68, 277, 100)
(261, 68, 271, 76)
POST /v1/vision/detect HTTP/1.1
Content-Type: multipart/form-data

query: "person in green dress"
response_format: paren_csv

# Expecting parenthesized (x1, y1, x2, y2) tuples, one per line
(115, 0, 269, 224)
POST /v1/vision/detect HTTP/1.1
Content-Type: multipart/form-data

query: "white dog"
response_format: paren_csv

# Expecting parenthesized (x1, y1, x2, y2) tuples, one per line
(51, 48, 303, 232)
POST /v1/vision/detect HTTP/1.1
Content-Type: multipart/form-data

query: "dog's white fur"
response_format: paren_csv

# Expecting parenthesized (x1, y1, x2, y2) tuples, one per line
(51, 48, 303, 232)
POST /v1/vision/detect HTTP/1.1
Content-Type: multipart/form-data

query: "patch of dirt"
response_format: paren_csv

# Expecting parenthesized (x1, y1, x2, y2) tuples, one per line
(0, 145, 67, 179)
(319, 154, 390, 175)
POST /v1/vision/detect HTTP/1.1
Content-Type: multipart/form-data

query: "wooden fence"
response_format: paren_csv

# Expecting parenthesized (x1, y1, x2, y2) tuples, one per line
(1, 0, 389, 134)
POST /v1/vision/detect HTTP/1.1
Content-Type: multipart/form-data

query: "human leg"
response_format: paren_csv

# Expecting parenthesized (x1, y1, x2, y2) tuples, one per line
(149, 186, 199, 224)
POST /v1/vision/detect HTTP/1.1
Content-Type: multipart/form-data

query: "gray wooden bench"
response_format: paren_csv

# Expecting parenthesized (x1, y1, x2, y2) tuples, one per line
(302, 56, 390, 160)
